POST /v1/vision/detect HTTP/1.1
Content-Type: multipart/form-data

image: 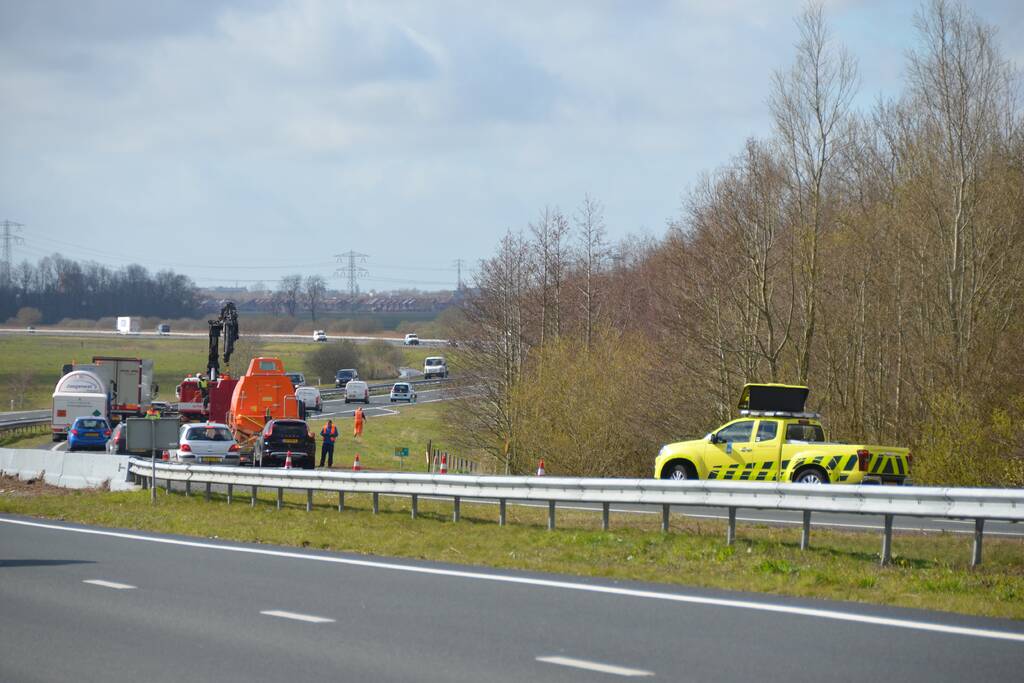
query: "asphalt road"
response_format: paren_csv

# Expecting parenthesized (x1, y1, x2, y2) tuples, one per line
(0, 515, 1021, 683)
(0, 327, 447, 347)
(316, 386, 449, 419)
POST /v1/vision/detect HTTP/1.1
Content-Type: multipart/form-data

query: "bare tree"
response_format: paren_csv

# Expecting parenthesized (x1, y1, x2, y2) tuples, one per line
(277, 275, 303, 317)
(574, 194, 609, 351)
(304, 275, 328, 321)
(530, 207, 571, 345)
(770, 2, 859, 383)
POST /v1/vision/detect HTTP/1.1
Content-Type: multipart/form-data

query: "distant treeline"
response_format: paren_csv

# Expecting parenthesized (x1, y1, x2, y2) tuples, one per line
(0, 254, 199, 323)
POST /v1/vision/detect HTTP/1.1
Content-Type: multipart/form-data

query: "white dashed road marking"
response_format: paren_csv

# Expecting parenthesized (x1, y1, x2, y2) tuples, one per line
(82, 580, 135, 590)
(537, 656, 654, 677)
(260, 610, 335, 623)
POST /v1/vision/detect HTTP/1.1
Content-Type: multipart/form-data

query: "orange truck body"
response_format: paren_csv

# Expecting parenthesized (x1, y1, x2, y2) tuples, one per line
(226, 357, 300, 447)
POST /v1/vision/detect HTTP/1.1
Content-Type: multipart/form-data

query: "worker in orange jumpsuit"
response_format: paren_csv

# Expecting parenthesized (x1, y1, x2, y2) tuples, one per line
(353, 406, 366, 437)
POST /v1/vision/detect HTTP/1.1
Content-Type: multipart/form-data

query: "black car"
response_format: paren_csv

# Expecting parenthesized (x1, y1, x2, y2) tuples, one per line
(334, 368, 359, 387)
(253, 419, 315, 468)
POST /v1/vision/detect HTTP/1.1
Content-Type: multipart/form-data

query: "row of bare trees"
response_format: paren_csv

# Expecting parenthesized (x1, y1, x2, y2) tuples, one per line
(449, 1, 1024, 485)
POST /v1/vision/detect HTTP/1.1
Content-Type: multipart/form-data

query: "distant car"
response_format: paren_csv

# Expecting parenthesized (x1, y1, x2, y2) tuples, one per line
(171, 423, 240, 465)
(68, 417, 112, 451)
(295, 386, 323, 413)
(157, 324, 171, 335)
(252, 419, 315, 468)
(404, 333, 420, 346)
(344, 380, 370, 404)
(150, 400, 175, 415)
(26, 325, 35, 333)
(423, 356, 448, 380)
(312, 330, 327, 342)
(285, 372, 305, 388)
(335, 368, 359, 387)
(389, 382, 417, 403)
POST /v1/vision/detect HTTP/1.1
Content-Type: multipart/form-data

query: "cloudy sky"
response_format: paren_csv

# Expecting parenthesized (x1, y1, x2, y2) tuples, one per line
(1, 0, 1021, 291)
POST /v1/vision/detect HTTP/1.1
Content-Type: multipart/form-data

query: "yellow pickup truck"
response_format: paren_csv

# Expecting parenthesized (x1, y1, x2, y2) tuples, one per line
(654, 384, 911, 485)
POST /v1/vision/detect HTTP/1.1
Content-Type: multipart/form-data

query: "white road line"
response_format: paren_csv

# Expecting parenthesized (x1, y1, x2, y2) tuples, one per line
(260, 610, 334, 623)
(3, 517, 1023, 643)
(82, 579, 136, 590)
(537, 656, 653, 677)
(50, 441, 65, 452)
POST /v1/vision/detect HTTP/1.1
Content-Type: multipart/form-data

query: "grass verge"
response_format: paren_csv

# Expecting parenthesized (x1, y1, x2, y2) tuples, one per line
(2, 481, 1021, 620)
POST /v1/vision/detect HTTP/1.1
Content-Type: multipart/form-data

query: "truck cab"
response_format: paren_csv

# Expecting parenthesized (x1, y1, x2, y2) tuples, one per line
(654, 384, 911, 485)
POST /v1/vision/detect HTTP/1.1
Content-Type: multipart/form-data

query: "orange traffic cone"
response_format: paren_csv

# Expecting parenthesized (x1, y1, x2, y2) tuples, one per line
(439, 452, 448, 475)
(284, 450, 293, 469)
(536, 459, 545, 476)
(352, 453, 362, 471)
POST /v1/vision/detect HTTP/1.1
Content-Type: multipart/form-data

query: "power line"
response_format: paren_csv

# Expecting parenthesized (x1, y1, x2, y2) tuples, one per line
(334, 251, 369, 297)
(1, 220, 25, 287)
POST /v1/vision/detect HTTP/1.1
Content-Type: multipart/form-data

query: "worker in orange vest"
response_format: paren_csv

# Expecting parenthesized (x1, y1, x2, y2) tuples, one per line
(353, 406, 366, 437)
(319, 419, 338, 468)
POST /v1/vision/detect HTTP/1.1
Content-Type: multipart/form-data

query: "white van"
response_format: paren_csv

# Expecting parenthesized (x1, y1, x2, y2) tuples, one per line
(313, 330, 327, 342)
(295, 386, 323, 413)
(423, 356, 448, 380)
(344, 380, 370, 404)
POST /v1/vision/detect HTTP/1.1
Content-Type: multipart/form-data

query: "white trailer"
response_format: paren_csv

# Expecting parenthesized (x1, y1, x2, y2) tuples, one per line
(51, 370, 108, 441)
(116, 316, 140, 335)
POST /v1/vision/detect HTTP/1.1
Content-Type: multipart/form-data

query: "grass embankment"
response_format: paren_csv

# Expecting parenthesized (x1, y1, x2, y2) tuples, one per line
(2, 482, 1021, 620)
(307, 402, 459, 472)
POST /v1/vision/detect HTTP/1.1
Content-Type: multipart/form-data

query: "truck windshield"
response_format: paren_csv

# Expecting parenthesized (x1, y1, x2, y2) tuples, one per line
(785, 424, 825, 442)
(426, 359, 442, 366)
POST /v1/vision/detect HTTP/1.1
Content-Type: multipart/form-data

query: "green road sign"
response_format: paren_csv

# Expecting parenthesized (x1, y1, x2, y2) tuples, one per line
(394, 447, 409, 457)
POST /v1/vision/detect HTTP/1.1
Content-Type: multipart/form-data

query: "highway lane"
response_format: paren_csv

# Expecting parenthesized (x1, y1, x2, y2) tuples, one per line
(0, 327, 448, 347)
(0, 515, 1021, 683)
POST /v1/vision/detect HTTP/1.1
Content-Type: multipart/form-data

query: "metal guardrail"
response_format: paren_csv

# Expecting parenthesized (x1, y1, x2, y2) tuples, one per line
(127, 459, 1024, 566)
(0, 414, 50, 439)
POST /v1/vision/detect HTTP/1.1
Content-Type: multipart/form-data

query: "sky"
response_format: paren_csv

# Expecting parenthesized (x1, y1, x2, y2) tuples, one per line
(1, 0, 1021, 291)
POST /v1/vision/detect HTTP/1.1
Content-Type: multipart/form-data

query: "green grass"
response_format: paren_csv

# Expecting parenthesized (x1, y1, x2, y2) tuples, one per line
(0, 334, 315, 411)
(2, 483, 1022, 620)
(306, 402, 459, 472)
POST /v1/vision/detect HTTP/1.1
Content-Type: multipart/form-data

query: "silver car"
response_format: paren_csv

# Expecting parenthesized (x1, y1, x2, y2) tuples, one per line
(173, 423, 240, 466)
(389, 382, 417, 403)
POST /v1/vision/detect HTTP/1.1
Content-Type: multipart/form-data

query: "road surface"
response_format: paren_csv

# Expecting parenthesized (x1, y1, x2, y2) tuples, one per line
(0, 515, 1021, 682)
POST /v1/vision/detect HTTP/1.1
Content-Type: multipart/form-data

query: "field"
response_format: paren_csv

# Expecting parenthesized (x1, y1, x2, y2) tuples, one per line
(2, 479, 1022, 620)
(0, 333, 438, 411)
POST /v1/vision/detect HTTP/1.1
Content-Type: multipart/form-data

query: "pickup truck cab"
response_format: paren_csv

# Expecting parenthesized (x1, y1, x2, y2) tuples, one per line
(654, 384, 911, 485)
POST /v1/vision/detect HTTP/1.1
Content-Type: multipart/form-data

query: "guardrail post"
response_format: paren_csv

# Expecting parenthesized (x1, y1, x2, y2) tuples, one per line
(499, 498, 506, 526)
(250, 485, 257, 507)
(411, 494, 418, 519)
(972, 519, 984, 567)
(205, 482, 211, 501)
(306, 490, 313, 512)
(338, 491, 345, 512)
(276, 487, 283, 510)
(185, 481, 191, 497)
(602, 502, 610, 531)
(726, 507, 737, 546)
(227, 484, 233, 504)
(548, 501, 556, 530)
(881, 514, 894, 565)
(800, 510, 811, 550)
(661, 504, 670, 533)
(373, 492, 380, 514)
(453, 496, 461, 522)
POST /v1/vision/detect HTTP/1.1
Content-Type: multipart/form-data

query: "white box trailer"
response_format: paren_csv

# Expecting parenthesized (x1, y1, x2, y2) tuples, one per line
(116, 316, 140, 335)
(74, 356, 155, 419)
(51, 370, 109, 441)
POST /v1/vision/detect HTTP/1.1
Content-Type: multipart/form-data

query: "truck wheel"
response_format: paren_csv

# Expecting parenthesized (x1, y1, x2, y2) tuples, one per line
(794, 467, 828, 484)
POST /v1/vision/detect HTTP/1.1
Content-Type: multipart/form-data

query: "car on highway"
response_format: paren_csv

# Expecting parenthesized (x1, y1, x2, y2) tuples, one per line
(423, 356, 448, 379)
(312, 330, 327, 342)
(171, 423, 240, 465)
(150, 400, 175, 416)
(157, 323, 171, 335)
(67, 416, 112, 451)
(26, 325, 35, 333)
(285, 371, 305, 388)
(295, 386, 322, 413)
(344, 380, 370, 404)
(404, 333, 419, 345)
(252, 419, 315, 468)
(106, 423, 128, 455)
(335, 368, 359, 387)
(389, 382, 417, 402)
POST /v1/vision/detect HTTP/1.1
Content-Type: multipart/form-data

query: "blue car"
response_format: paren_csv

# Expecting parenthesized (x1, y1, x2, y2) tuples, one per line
(68, 417, 112, 451)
